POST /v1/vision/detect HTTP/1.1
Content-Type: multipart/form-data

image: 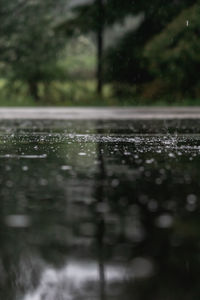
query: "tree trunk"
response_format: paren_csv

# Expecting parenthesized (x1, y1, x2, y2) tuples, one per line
(28, 81, 40, 101)
(96, 0, 104, 96)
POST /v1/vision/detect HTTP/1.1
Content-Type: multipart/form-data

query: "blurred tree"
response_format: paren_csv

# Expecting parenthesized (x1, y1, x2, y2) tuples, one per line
(0, 0, 67, 101)
(105, 0, 197, 96)
(60, 0, 197, 98)
(144, 2, 200, 99)
(59, 0, 106, 95)
(96, 0, 105, 95)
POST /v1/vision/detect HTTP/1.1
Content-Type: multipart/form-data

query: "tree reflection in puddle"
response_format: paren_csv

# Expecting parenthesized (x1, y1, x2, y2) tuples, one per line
(23, 261, 130, 300)
(23, 259, 153, 300)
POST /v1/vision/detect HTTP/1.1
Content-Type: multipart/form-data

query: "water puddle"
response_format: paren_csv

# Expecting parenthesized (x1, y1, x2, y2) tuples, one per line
(0, 119, 200, 300)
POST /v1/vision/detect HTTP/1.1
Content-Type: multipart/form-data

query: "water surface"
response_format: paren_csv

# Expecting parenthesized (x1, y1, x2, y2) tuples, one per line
(1, 119, 200, 300)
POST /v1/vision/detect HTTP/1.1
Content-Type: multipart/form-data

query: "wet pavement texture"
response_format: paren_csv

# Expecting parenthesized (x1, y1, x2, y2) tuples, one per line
(1, 119, 200, 300)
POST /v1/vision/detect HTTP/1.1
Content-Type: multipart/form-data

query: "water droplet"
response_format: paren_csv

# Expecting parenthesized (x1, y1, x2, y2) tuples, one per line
(111, 179, 119, 187)
(22, 166, 29, 171)
(61, 165, 72, 171)
(156, 214, 173, 228)
(39, 178, 48, 186)
(148, 200, 158, 212)
(145, 158, 154, 164)
(6, 181, 13, 188)
(130, 257, 154, 278)
(5, 215, 31, 228)
(187, 194, 197, 205)
(79, 152, 86, 156)
(5, 165, 11, 171)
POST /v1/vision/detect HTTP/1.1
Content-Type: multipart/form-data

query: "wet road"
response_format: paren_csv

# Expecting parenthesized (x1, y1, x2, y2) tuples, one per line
(0, 118, 200, 300)
(1, 107, 200, 119)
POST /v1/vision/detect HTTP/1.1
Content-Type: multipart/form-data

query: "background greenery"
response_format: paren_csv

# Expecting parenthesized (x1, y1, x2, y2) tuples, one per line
(0, 0, 199, 106)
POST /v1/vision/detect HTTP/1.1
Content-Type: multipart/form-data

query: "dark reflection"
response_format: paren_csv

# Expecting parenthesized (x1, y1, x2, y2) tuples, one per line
(95, 126, 106, 300)
(1, 119, 200, 299)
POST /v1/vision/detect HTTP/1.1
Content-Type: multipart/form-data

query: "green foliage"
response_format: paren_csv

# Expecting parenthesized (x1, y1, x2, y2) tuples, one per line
(105, 23, 153, 86)
(0, 0, 67, 99)
(144, 2, 200, 98)
(105, 0, 197, 89)
(0, 0, 199, 104)
(70, 0, 195, 31)
(64, 36, 96, 79)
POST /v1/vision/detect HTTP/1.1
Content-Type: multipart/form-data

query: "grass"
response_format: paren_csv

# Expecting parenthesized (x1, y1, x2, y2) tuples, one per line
(0, 79, 117, 107)
(1, 78, 200, 107)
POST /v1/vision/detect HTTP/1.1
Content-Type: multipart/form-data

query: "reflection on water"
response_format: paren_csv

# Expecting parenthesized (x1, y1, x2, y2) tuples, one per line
(1, 119, 200, 299)
(24, 261, 130, 300)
